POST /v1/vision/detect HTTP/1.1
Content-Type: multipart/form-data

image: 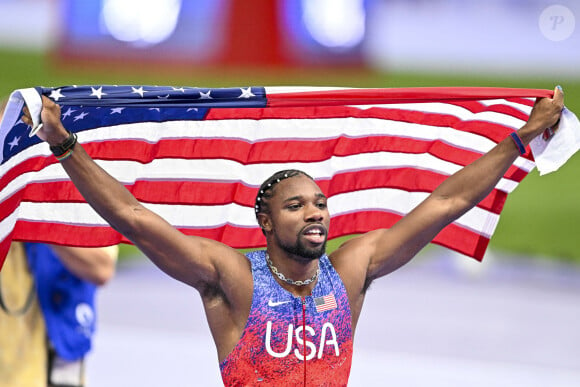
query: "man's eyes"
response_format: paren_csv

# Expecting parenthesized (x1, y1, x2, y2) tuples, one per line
(286, 202, 327, 210)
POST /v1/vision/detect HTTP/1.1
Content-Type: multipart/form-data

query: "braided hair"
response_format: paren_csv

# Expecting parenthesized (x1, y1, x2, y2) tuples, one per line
(254, 169, 314, 230)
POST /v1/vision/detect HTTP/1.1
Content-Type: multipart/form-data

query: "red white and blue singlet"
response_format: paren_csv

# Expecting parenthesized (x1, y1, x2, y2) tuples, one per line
(219, 250, 353, 386)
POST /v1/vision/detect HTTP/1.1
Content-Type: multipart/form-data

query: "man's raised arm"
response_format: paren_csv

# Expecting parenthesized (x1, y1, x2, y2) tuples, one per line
(338, 86, 565, 281)
(21, 96, 244, 290)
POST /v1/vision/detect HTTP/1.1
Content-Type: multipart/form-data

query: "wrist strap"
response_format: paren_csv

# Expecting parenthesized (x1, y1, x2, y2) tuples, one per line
(509, 132, 526, 156)
(50, 131, 77, 158)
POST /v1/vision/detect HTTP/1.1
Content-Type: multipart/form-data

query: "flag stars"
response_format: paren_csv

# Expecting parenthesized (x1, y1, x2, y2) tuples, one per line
(239, 87, 255, 99)
(73, 112, 89, 121)
(172, 87, 185, 93)
(132, 87, 146, 97)
(8, 136, 20, 150)
(199, 90, 212, 99)
(90, 87, 106, 99)
(110, 107, 124, 114)
(49, 89, 65, 101)
(62, 108, 76, 119)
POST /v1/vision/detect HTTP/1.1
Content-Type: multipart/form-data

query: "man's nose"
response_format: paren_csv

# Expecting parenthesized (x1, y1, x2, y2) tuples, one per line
(305, 203, 324, 222)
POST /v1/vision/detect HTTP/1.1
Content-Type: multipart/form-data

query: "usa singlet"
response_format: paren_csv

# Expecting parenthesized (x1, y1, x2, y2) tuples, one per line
(219, 250, 353, 386)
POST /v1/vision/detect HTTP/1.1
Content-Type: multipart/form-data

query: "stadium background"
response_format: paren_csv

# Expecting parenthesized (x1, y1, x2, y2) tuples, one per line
(1, 1, 579, 386)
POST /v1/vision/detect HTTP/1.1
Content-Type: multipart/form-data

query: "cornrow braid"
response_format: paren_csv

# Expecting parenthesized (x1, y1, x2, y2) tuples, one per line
(254, 169, 313, 222)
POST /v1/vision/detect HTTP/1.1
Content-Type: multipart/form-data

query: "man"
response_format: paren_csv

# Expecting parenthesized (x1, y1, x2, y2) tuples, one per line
(22, 86, 564, 386)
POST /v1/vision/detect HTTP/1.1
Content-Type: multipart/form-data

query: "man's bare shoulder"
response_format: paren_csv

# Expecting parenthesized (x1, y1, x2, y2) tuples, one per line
(329, 229, 397, 287)
(329, 230, 386, 263)
(192, 237, 251, 271)
(329, 232, 380, 282)
(203, 241, 253, 289)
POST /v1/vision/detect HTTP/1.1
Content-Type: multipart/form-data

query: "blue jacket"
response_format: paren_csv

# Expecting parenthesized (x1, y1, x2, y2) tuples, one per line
(25, 243, 97, 361)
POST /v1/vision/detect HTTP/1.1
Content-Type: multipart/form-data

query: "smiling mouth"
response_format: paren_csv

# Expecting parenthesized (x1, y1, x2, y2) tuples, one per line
(302, 225, 327, 244)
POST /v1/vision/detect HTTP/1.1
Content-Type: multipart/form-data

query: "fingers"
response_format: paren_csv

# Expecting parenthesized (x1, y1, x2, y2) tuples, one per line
(553, 85, 564, 106)
(540, 86, 564, 140)
(20, 96, 61, 138)
(40, 95, 61, 118)
(552, 85, 565, 121)
(41, 95, 53, 107)
(21, 106, 32, 126)
(539, 85, 564, 114)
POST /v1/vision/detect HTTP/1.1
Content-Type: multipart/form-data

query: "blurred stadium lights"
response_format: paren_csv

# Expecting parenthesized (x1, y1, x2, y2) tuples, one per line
(0, 0, 578, 77)
(100, 0, 182, 47)
(53, 0, 366, 70)
(301, 0, 366, 50)
(98, 0, 366, 52)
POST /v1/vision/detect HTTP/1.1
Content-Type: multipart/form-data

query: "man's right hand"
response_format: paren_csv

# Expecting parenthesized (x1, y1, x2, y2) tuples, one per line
(22, 96, 69, 146)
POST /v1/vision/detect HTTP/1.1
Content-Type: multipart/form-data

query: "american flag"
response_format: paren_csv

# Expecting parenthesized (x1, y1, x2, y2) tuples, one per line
(314, 294, 338, 313)
(0, 85, 554, 269)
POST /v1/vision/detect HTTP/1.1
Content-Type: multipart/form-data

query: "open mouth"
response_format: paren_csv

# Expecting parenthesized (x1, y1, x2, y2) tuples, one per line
(302, 224, 327, 244)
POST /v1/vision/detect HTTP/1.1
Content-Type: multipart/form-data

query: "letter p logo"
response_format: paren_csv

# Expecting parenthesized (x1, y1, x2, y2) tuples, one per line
(550, 15, 565, 30)
(539, 5, 575, 41)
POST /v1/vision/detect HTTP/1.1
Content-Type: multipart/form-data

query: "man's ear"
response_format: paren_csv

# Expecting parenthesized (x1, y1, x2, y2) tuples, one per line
(257, 213, 273, 233)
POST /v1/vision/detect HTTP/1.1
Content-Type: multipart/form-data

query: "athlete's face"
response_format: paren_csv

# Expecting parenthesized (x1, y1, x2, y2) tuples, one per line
(264, 175, 330, 260)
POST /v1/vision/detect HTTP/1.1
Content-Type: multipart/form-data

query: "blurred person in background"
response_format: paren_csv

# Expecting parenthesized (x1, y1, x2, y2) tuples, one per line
(0, 243, 117, 387)
(21, 88, 563, 385)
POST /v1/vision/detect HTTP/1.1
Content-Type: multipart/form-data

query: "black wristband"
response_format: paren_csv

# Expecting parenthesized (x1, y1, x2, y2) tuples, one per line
(50, 131, 78, 157)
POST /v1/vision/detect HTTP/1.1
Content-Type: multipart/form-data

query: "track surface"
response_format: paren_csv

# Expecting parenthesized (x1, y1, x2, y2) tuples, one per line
(87, 248, 580, 386)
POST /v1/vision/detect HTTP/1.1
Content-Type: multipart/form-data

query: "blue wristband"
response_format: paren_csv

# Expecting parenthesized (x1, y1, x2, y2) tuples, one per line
(509, 132, 526, 155)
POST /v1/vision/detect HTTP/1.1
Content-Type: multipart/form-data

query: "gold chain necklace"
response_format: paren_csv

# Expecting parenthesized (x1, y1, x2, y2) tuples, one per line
(266, 253, 319, 287)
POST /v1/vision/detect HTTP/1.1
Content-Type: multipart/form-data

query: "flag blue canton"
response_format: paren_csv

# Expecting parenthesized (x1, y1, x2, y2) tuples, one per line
(2, 86, 267, 164)
(39, 85, 267, 108)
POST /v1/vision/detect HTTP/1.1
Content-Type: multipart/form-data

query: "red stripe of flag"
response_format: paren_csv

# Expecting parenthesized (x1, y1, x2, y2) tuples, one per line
(265, 87, 551, 107)
(14, 167, 509, 214)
